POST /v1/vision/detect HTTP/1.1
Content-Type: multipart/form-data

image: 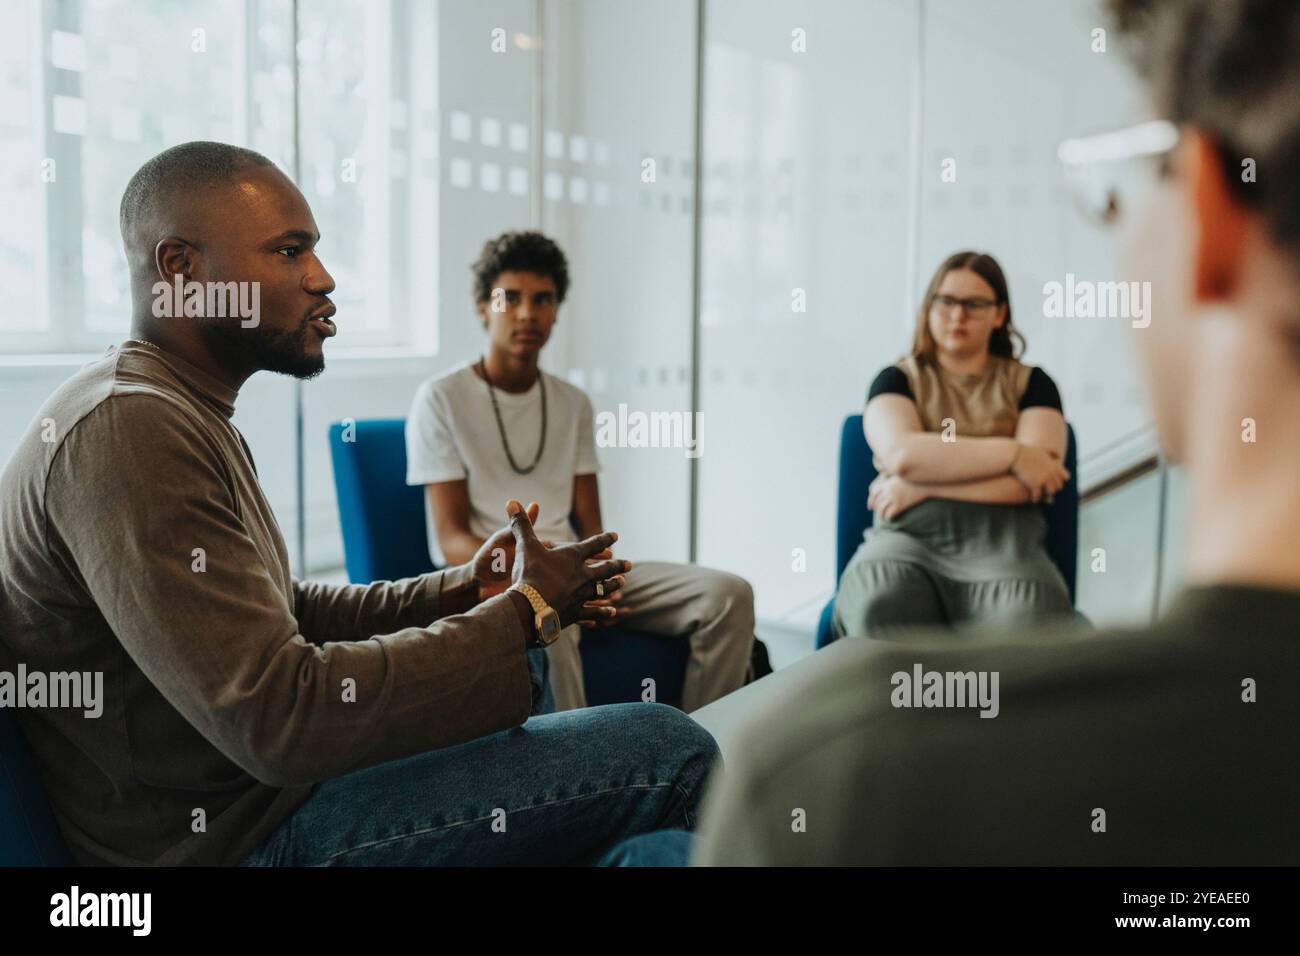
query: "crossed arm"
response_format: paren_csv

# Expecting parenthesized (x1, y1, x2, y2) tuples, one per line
(863, 393, 1068, 518)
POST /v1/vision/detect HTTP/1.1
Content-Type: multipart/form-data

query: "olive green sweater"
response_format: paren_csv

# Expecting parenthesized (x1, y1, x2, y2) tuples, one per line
(695, 585, 1300, 865)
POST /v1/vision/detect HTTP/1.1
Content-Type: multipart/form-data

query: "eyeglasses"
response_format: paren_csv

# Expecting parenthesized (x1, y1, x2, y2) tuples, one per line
(1057, 119, 1179, 226)
(932, 294, 997, 316)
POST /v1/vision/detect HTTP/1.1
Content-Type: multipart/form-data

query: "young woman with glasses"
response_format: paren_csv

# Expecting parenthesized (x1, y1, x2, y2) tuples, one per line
(832, 251, 1074, 637)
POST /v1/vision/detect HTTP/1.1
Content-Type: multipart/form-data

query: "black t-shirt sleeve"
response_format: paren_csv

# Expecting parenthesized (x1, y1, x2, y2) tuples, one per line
(867, 365, 913, 404)
(1019, 366, 1063, 412)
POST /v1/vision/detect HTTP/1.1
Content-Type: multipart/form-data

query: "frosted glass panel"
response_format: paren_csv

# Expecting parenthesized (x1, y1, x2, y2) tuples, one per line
(699, 0, 1154, 623)
(917, 0, 1150, 477)
(541, 0, 698, 562)
(697, 0, 920, 619)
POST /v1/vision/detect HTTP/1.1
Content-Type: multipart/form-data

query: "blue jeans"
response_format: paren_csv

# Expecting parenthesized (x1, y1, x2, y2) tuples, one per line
(240, 650, 716, 866)
(595, 829, 695, 866)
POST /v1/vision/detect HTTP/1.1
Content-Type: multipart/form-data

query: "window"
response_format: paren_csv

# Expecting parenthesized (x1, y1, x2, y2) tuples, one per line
(295, 0, 439, 354)
(0, 0, 47, 349)
(0, 0, 438, 356)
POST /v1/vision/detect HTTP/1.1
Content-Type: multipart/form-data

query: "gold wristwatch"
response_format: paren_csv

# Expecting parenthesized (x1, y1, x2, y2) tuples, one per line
(509, 582, 563, 646)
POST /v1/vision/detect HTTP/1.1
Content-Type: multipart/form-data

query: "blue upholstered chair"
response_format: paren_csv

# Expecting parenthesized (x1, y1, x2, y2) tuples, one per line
(815, 415, 1080, 648)
(328, 418, 688, 707)
(0, 711, 72, 865)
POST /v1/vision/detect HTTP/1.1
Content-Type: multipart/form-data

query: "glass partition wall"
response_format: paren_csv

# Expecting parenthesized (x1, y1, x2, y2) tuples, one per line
(0, 0, 1182, 639)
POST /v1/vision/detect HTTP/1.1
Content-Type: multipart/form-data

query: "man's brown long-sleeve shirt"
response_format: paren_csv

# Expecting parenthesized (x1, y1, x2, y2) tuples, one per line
(0, 342, 533, 865)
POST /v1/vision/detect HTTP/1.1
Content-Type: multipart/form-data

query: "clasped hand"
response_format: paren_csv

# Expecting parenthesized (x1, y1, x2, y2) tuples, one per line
(471, 500, 633, 629)
(1010, 444, 1071, 503)
(868, 473, 927, 521)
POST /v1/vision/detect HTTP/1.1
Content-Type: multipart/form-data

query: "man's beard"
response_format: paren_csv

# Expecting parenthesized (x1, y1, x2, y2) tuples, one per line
(199, 317, 325, 380)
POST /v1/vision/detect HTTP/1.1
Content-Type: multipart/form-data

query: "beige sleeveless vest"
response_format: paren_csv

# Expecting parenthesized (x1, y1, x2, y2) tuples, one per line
(896, 353, 1032, 438)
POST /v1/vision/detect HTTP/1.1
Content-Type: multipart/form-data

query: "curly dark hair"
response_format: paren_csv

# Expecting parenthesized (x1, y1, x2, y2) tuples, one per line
(1108, 0, 1300, 262)
(470, 230, 570, 305)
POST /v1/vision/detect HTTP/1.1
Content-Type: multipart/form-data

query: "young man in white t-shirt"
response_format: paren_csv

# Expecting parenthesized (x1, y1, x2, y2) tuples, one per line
(406, 231, 755, 712)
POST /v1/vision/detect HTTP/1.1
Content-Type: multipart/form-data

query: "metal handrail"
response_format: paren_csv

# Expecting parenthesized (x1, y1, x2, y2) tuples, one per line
(1079, 453, 1160, 505)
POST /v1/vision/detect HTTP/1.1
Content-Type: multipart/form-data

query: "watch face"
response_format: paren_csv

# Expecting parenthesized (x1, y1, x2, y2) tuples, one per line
(539, 611, 562, 643)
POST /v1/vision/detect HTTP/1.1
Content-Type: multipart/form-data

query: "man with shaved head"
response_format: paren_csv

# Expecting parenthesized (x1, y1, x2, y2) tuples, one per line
(0, 142, 718, 866)
(117, 141, 336, 382)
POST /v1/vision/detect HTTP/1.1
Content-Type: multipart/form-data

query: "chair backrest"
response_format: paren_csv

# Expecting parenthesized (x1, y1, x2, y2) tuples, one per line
(1042, 424, 1080, 604)
(833, 415, 1079, 603)
(329, 418, 438, 584)
(0, 710, 72, 865)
